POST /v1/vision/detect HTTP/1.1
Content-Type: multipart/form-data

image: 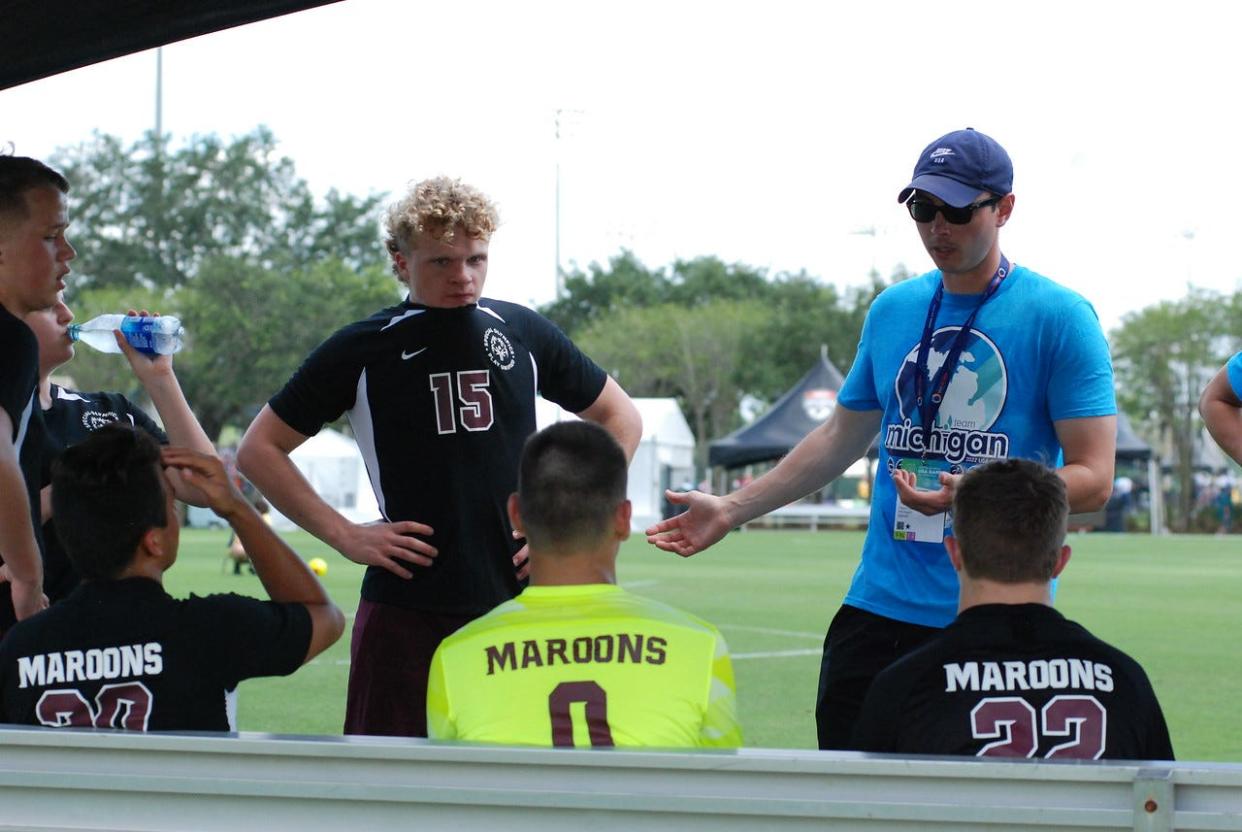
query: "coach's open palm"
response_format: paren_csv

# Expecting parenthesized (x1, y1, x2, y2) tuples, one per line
(892, 469, 959, 516)
(645, 490, 731, 557)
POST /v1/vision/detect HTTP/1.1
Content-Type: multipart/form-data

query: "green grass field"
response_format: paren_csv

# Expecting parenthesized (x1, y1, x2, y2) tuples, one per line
(166, 528, 1242, 761)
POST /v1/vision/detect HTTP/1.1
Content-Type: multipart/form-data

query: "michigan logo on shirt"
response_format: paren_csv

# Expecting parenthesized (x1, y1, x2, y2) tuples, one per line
(886, 327, 1010, 465)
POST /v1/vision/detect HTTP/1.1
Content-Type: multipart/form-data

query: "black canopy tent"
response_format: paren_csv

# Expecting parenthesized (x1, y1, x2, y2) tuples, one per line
(708, 347, 846, 469)
(0, 0, 341, 92)
(1115, 410, 1152, 461)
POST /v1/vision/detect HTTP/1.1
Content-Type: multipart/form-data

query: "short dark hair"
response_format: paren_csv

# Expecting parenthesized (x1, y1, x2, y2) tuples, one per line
(517, 421, 627, 549)
(0, 155, 69, 222)
(51, 424, 168, 581)
(952, 458, 1067, 583)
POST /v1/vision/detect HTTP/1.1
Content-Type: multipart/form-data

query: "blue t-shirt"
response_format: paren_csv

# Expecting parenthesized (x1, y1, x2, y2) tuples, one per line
(837, 264, 1115, 627)
(1226, 352, 1242, 400)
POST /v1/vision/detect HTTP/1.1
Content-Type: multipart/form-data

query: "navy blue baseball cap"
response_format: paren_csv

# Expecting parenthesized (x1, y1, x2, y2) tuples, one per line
(897, 128, 1012, 207)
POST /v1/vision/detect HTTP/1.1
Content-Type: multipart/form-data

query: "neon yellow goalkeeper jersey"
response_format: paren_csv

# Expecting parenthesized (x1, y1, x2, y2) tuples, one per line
(427, 584, 741, 748)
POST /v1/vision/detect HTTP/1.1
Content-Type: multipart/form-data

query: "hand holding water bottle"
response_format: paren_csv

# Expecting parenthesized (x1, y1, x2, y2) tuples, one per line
(107, 309, 179, 384)
(69, 311, 184, 357)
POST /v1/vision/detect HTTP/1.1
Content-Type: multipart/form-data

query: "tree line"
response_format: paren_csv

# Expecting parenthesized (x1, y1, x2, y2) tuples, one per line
(54, 128, 1239, 531)
(54, 128, 400, 440)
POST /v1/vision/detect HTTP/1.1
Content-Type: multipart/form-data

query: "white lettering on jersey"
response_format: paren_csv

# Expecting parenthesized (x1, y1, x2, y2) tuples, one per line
(17, 643, 164, 689)
(944, 659, 1115, 693)
(144, 643, 163, 675)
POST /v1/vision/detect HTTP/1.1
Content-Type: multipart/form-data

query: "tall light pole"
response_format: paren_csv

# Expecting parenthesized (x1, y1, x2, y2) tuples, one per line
(553, 109, 584, 301)
(850, 225, 879, 278)
(154, 47, 164, 139)
(555, 109, 563, 300)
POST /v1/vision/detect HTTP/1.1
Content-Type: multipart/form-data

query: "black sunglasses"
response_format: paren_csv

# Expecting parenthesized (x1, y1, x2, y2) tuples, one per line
(906, 196, 1001, 225)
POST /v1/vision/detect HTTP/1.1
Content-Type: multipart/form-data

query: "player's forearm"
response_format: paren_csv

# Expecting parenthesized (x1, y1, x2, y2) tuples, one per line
(595, 406, 642, 463)
(0, 462, 43, 586)
(237, 438, 353, 552)
(579, 377, 643, 462)
(724, 408, 880, 526)
(143, 373, 216, 457)
(143, 375, 217, 506)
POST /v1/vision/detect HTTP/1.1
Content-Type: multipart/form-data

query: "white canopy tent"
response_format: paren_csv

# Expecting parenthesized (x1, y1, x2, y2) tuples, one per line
(536, 397, 695, 532)
(268, 428, 380, 531)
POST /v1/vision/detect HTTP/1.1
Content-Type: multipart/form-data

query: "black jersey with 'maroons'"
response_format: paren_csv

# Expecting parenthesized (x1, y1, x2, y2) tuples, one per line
(852, 604, 1174, 761)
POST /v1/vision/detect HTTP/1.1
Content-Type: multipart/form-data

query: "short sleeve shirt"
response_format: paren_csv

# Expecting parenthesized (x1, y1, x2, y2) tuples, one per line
(837, 266, 1115, 626)
(0, 578, 311, 731)
(852, 604, 1174, 761)
(269, 298, 607, 615)
(427, 584, 741, 748)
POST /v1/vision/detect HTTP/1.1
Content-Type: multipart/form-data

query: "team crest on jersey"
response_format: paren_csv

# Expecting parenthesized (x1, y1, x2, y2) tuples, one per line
(483, 328, 516, 370)
(887, 326, 1010, 465)
(81, 410, 122, 431)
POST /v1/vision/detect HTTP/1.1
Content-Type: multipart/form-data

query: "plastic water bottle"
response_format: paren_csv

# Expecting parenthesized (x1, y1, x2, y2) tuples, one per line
(68, 314, 185, 357)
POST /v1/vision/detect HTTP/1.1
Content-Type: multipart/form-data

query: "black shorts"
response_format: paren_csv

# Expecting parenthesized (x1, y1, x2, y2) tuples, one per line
(815, 604, 940, 750)
(343, 599, 474, 738)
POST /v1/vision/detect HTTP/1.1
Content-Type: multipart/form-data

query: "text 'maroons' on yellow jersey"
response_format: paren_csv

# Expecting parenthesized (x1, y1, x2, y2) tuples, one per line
(427, 584, 741, 749)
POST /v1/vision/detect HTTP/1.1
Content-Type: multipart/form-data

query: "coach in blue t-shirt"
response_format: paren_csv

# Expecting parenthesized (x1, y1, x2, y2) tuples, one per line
(647, 128, 1117, 750)
(1200, 352, 1242, 464)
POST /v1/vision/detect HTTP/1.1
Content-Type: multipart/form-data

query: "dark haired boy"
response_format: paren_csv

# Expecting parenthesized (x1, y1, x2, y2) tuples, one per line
(427, 421, 740, 748)
(0, 425, 344, 731)
(853, 458, 1173, 760)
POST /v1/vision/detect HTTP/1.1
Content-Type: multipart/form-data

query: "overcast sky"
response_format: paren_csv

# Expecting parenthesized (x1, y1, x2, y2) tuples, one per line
(1, 0, 1237, 331)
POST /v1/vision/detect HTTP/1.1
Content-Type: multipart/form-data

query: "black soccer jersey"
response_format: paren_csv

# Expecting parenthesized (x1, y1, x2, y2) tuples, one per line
(269, 298, 607, 615)
(39, 385, 169, 602)
(0, 578, 311, 732)
(0, 303, 43, 633)
(852, 604, 1174, 761)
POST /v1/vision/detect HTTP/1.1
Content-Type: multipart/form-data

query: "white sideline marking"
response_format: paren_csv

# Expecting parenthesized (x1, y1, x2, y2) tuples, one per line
(723, 624, 823, 640)
(732, 648, 821, 660)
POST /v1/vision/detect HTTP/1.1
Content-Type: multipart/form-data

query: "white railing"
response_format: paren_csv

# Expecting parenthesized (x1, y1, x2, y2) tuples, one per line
(2, 727, 1240, 831)
(748, 502, 870, 530)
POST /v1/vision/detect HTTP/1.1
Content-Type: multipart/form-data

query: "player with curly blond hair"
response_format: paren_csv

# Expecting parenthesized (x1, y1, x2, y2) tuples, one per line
(239, 176, 641, 738)
(383, 176, 498, 259)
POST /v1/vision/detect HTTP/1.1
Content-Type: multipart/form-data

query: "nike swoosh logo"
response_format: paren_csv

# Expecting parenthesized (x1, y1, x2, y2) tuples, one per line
(401, 348, 427, 360)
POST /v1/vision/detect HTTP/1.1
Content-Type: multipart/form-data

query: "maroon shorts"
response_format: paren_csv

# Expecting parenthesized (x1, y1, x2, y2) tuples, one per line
(343, 599, 474, 738)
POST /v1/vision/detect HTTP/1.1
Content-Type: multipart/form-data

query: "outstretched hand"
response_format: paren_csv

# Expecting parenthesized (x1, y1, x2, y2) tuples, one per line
(891, 468, 960, 516)
(645, 490, 731, 557)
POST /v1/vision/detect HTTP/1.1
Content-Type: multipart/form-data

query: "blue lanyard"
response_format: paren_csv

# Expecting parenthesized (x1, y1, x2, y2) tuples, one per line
(913, 255, 1010, 456)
